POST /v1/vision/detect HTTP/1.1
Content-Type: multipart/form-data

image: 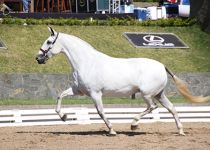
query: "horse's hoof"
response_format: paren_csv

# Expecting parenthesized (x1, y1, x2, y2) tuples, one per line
(61, 114, 67, 122)
(131, 125, 138, 130)
(108, 129, 117, 136)
(179, 130, 186, 136)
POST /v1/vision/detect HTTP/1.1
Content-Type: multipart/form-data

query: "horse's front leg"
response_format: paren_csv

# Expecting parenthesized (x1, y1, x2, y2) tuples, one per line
(56, 87, 76, 121)
(91, 91, 117, 136)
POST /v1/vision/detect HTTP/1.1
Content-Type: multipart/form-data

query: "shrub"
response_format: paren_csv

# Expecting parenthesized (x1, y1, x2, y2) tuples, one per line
(1, 16, 197, 27)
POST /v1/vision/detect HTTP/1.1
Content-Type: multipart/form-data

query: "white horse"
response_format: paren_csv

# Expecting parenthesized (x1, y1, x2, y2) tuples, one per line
(36, 27, 210, 136)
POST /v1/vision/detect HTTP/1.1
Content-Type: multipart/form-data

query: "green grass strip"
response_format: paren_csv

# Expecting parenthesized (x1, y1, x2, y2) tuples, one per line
(0, 97, 202, 106)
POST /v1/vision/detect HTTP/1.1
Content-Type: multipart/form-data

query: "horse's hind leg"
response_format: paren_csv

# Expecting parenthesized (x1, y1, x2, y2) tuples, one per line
(131, 95, 158, 130)
(155, 92, 185, 136)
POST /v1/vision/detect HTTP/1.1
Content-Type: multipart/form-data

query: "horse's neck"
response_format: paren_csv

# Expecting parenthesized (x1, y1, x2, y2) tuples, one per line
(60, 33, 107, 70)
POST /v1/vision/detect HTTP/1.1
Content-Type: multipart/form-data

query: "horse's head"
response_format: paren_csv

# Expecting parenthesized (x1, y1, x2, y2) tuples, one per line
(36, 27, 62, 64)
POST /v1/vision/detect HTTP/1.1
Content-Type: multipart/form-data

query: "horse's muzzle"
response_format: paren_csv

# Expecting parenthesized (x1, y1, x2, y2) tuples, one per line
(35, 54, 48, 64)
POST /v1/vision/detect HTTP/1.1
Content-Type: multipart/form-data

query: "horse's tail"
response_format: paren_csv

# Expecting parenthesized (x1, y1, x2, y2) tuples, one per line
(165, 66, 210, 103)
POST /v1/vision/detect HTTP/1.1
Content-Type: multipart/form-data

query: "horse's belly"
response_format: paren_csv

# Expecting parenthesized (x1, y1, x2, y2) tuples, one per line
(102, 86, 139, 97)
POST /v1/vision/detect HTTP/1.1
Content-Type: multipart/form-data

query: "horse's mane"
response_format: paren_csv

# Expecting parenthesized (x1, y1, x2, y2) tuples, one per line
(63, 33, 96, 50)
(62, 33, 111, 59)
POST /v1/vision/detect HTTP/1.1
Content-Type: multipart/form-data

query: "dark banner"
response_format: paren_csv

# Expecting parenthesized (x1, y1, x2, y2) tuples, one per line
(0, 38, 7, 49)
(124, 32, 188, 48)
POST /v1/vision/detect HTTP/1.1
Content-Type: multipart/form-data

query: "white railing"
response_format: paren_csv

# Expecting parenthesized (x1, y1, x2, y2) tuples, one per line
(0, 106, 210, 127)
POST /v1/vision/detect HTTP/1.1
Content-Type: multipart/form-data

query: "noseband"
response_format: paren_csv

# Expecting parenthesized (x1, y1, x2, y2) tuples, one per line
(40, 32, 59, 56)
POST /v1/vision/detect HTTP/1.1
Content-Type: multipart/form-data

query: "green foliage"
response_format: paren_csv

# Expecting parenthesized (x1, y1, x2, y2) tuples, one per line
(0, 24, 210, 73)
(2, 16, 197, 27)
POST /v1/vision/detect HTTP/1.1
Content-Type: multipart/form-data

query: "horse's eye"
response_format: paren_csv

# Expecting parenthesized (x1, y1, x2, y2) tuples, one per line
(47, 40, 52, 44)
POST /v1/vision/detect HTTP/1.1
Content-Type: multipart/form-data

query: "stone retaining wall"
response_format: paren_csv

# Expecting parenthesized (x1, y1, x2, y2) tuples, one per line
(0, 73, 209, 99)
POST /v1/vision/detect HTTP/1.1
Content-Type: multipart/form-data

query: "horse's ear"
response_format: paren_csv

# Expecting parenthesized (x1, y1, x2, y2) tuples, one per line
(48, 26, 55, 36)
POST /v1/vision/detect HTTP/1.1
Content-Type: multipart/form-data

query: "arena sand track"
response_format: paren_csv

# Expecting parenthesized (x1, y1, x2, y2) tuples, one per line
(0, 123, 210, 150)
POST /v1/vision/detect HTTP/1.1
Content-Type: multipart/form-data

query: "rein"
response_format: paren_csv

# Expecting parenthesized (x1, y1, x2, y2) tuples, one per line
(40, 32, 59, 55)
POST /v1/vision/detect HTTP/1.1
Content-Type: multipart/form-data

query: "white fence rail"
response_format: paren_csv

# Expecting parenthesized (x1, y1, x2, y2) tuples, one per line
(0, 106, 210, 127)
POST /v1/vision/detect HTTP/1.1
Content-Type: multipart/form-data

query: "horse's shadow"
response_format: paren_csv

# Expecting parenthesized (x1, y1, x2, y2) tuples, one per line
(17, 130, 146, 136)
(67, 131, 146, 136)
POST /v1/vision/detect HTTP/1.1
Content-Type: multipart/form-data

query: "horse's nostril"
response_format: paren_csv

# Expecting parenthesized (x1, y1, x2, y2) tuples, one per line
(35, 56, 40, 61)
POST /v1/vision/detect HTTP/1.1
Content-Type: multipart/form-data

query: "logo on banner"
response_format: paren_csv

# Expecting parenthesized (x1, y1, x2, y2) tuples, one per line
(123, 32, 188, 48)
(143, 35, 174, 47)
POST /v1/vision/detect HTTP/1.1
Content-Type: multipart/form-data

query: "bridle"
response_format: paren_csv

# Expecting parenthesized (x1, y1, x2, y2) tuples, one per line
(40, 32, 59, 56)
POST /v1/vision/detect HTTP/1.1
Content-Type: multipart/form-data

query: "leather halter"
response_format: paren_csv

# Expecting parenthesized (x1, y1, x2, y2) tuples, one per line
(40, 32, 59, 55)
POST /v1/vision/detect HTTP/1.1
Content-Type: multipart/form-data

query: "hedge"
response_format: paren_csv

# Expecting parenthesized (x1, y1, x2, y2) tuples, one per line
(1, 17, 197, 27)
